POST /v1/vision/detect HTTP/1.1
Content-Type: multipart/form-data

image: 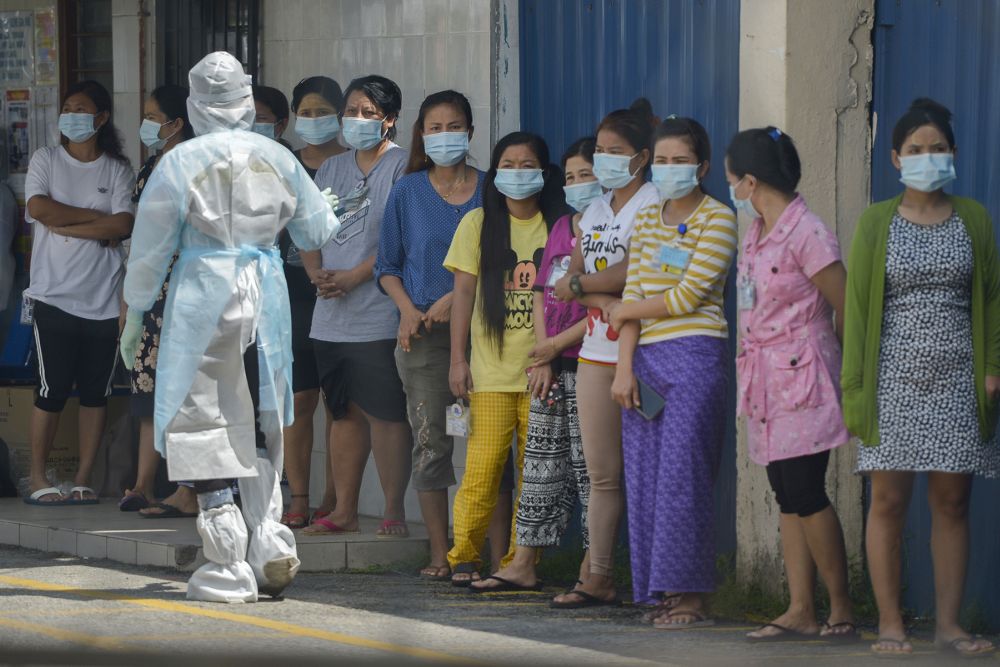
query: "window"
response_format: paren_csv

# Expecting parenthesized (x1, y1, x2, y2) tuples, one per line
(59, 0, 113, 95)
(157, 0, 260, 87)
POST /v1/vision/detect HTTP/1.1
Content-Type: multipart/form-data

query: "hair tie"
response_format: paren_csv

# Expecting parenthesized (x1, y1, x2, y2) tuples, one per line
(666, 114, 678, 120)
(768, 127, 783, 141)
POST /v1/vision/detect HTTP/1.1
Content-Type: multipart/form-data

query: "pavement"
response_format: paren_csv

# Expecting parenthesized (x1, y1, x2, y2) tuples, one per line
(0, 543, 985, 666)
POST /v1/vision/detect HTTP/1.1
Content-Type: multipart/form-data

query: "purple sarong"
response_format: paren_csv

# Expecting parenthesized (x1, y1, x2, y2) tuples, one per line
(622, 335, 727, 604)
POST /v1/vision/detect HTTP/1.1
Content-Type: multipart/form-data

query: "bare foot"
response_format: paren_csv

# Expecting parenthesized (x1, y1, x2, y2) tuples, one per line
(419, 564, 451, 580)
(552, 575, 616, 605)
(376, 518, 408, 537)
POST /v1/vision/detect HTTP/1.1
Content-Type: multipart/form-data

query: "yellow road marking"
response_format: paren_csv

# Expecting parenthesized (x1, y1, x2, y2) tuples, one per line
(0, 616, 126, 650)
(0, 575, 476, 664)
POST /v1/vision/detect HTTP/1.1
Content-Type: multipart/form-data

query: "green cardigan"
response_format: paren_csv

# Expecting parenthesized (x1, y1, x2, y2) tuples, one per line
(841, 194, 1000, 445)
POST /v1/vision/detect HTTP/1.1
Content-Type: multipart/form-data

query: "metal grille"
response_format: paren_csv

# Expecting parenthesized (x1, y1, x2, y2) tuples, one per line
(156, 0, 260, 87)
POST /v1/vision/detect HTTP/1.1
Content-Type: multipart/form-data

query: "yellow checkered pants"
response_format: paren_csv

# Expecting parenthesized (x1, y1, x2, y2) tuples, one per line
(447, 391, 530, 570)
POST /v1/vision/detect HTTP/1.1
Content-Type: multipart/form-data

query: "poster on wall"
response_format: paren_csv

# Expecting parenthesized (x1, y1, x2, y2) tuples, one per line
(5, 90, 31, 175)
(0, 12, 35, 88)
(32, 86, 58, 150)
(33, 8, 56, 86)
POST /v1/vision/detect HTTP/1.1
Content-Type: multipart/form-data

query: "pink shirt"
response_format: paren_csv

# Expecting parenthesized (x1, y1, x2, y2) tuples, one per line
(535, 215, 587, 358)
(735, 195, 850, 465)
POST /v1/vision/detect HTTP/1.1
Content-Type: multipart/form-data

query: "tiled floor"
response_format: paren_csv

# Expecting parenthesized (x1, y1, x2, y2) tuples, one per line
(0, 499, 429, 573)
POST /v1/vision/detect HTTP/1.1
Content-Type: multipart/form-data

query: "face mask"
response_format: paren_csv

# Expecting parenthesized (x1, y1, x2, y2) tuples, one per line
(563, 180, 602, 212)
(252, 122, 276, 140)
(59, 112, 98, 143)
(423, 131, 470, 167)
(295, 115, 340, 145)
(592, 152, 639, 189)
(651, 164, 700, 200)
(899, 152, 956, 192)
(139, 119, 179, 151)
(729, 180, 760, 219)
(342, 116, 386, 151)
(494, 168, 545, 200)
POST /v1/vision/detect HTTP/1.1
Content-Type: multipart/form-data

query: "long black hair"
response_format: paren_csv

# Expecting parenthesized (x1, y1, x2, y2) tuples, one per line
(479, 131, 566, 354)
(150, 84, 194, 140)
(61, 80, 129, 165)
(406, 89, 473, 174)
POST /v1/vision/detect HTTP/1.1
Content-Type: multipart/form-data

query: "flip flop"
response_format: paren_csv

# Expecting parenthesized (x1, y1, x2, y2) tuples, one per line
(821, 621, 861, 643)
(67, 486, 99, 505)
(419, 565, 452, 581)
(550, 588, 620, 609)
(935, 636, 996, 658)
(655, 608, 716, 630)
(280, 512, 308, 529)
(375, 519, 409, 539)
(642, 593, 683, 623)
(451, 562, 480, 588)
(139, 502, 197, 519)
(747, 622, 820, 643)
(870, 637, 913, 657)
(301, 517, 359, 535)
(469, 575, 544, 593)
(310, 509, 331, 524)
(23, 487, 70, 506)
(118, 491, 149, 512)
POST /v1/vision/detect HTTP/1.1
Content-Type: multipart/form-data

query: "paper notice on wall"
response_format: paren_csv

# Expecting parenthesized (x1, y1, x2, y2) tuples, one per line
(33, 7, 56, 86)
(4, 90, 31, 175)
(0, 12, 34, 87)
(33, 86, 59, 150)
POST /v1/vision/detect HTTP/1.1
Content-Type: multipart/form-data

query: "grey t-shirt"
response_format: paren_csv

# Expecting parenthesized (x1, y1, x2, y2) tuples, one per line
(310, 145, 407, 342)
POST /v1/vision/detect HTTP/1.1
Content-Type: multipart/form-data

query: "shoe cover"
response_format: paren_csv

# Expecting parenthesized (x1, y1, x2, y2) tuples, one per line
(187, 503, 257, 603)
(239, 456, 299, 597)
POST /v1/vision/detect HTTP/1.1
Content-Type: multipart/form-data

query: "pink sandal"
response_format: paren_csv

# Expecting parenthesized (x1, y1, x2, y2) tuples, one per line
(376, 519, 409, 539)
(301, 517, 359, 535)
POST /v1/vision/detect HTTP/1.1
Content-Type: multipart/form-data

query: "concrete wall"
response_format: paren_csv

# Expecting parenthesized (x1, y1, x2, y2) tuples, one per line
(736, 0, 874, 588)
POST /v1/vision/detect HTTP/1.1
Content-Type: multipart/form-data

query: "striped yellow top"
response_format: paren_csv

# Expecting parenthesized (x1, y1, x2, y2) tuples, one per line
(623, 195, 738, 344)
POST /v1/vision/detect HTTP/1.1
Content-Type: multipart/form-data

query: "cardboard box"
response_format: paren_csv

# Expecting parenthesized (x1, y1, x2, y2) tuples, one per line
(0, 387, 128, 488)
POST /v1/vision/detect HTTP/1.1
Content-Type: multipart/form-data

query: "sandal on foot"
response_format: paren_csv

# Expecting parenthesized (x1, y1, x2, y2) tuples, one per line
(935, 636, 996, 658)
(747, 622, 819, 643)
(280, 512, 308, 529)
(451, 563, 480, 587)
(67, 486, 99, 505)
(642, 593, 683, 623)
(870, 637, 913, 657)
(655, 608, 716, 630)
(376, 519, 409, 539)
(821, 621, 861, 643)
(419, 565, 451, 581)
(550, 589, 620, 609)
(118, 491, 149, 512)
(23, 487, 69, 505)
(310, 509, 331, 524)
(140, 502, 197, 518)
(302, 517, 359, 535)
(469, 575, 543, 593)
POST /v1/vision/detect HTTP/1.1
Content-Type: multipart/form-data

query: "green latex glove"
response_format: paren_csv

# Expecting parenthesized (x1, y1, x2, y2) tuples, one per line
(119, 308, 144, 368)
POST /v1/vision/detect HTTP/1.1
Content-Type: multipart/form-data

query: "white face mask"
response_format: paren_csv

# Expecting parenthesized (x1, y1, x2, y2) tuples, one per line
(651, 164, 700, 200)
(898, 152, 956, 192)
(592, 152, 639, 189)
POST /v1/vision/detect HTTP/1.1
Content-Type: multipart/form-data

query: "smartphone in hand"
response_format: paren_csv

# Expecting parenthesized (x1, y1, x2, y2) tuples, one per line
(635, 378, 665, 420)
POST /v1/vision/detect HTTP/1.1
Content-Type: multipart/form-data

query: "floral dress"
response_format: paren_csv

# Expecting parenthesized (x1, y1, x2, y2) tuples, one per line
(129, 155, 176, 417)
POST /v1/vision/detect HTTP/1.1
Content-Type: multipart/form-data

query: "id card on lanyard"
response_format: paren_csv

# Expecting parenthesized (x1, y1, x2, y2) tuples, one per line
(658, 244, 691, 275)
(737, 274, 756, 310)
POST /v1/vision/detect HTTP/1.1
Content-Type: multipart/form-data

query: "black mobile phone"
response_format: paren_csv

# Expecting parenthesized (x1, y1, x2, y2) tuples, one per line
(635, 378, 665, 421)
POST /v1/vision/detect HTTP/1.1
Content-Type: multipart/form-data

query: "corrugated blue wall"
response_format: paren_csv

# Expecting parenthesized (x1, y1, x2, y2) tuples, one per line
(872, 0, 1000, 627)
(519, 0, 741, 554)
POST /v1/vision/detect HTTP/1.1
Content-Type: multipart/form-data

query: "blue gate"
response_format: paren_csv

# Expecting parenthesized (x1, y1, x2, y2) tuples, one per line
(872, 0, 1000, 627)
(519, 0, 741, 553)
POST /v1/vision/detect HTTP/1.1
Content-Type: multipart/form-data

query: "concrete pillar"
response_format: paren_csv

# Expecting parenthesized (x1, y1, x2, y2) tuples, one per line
(736, 0, 874, 590)
(111, 0, 143, 167)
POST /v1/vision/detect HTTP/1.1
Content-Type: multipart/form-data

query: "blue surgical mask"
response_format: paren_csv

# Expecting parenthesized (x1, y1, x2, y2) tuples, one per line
(494, 168, 545, 200)
(59, 112, 98, 143)
(729, 181, 760, 219)
(342, 116, 386, 151)
(592, 152, 639, 189)
(651, 164, 700, 200)
(899, 152, 956, 192)
(423, 131, 470, 167)
(295, 114, 340, 145)
(563, 180, 602, 212)
(252, 122, 276, 140)
(139, 118, 178, 151)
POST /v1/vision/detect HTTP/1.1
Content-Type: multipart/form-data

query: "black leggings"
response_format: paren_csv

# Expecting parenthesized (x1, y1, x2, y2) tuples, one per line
(765, 450, 831, 517)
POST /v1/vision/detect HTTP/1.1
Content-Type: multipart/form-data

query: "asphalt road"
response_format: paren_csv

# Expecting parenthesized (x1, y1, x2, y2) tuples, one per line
(0, 545, 977, 666)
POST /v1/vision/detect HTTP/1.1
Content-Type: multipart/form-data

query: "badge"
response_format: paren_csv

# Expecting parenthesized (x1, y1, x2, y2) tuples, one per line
(20, 293, 33, 326)
(445, 400, 471, 438)
(658, 244, 692, 275)
(737, 275, 756, 310)
(547, 255, 571, 287)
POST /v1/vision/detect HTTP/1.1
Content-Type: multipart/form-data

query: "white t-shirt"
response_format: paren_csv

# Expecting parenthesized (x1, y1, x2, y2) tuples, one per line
(24, 146, 135, 320)
(578, 181, 660, 363)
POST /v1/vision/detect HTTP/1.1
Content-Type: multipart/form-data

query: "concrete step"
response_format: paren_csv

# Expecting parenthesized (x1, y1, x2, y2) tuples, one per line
(0, 498, 428, 573)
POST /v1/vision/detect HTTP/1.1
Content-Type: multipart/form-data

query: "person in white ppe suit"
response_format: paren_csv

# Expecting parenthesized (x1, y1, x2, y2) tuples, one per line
(120, 52, 340, 603)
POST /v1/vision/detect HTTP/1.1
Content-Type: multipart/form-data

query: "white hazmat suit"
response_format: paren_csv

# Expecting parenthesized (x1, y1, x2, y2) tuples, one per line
(123, 52, 340, 603)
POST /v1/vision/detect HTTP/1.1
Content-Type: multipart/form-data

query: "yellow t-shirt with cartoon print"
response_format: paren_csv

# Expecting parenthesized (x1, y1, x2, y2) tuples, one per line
(444, 207, 548, 393)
